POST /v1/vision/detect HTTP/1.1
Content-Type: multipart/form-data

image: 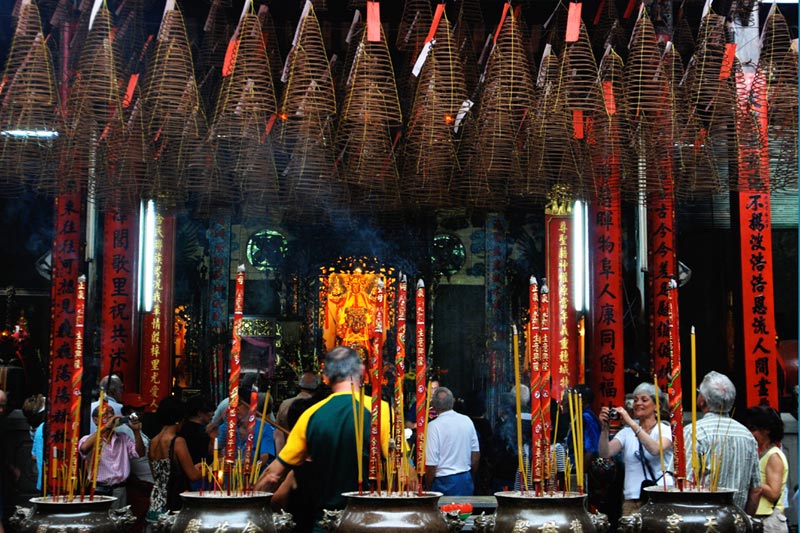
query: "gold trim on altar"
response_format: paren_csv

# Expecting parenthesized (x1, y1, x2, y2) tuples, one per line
(319, 262, 396, 357)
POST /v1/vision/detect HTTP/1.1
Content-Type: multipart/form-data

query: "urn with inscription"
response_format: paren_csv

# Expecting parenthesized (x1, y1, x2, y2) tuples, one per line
(472, 492, 609, 533)
(10, 496, 135, 533)
(618, 487, 762, 533)
(322, 492, 454, 532)
(156, 492, 294, 533)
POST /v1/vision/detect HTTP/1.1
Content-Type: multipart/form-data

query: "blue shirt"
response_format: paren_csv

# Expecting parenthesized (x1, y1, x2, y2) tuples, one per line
(34, 424, 43, 491)
(216, 419, 275, 464)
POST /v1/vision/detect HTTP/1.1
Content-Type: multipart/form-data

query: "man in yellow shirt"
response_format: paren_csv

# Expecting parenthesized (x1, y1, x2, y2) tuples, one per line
(255, 346, 389, 530)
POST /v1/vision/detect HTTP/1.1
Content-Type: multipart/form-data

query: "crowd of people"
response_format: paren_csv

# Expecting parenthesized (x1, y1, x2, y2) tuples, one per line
(0, 350, 795, 532)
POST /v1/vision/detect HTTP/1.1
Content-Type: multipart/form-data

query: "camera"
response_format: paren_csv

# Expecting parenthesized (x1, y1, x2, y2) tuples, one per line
(116, 413, 138, 426)
(608, 410, 621, 421)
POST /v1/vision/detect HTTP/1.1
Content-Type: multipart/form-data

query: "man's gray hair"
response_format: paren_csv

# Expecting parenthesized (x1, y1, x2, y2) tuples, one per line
(299, 371, 321, 391)
(323, 347, 363, 385)
(431, 387, 455, 412)
(699, 371, 736, 414)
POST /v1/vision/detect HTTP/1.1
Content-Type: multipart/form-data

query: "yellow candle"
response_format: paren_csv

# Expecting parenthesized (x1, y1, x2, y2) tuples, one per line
(512, 325, 528, 491)
(213, 438, 219, 472)
(91, 390, 105, 495)
(691, 326, 699, 486)
(654, 376, 666, 490)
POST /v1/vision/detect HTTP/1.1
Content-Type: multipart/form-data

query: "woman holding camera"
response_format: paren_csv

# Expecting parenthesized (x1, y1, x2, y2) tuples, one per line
(598, 382, 673, 516)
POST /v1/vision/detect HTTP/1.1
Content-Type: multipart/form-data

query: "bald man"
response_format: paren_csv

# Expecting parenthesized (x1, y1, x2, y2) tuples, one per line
(274, 371, 321, 453)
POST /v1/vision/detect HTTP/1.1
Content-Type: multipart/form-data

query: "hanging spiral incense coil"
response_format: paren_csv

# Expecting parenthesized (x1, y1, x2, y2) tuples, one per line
(140, 5, 207, 208)
(590, 0, 628, 61)
(683, 13, 731, 132)
(0, 0, 62, 196)
(755, 8, 797, 191)
(672, 6, 696, 67)
(623, 9, 668, 127)
(258, 5, 284, 98)
(402, 14, 468, 209)
(462, 8, 534, 206)
(396, 0, 431, 52)
(196, 0, 233, 116)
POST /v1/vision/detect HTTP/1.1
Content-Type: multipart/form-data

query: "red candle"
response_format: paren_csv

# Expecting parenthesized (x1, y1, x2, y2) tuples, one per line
(415, 279, 426, 490)
(393, 275, 407, 488)
(68, 275, 86, 500)
(369, 278, 385, 492)
(529, 276, 542, 492)
(226, 265, 246, 482)
(539, 280, 551, 461)
(242, 384, 259, 490)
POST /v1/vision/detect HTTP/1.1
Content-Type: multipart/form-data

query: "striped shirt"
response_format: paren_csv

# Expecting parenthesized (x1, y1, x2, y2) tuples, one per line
(79, 432, 139, 486)
(683, 413, 760, 509)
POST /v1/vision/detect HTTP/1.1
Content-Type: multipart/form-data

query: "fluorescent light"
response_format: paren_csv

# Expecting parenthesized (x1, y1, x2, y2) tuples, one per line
(573, 200, 584, 312)
(1, 129, 59, 139)
(138, 200, 156, 313)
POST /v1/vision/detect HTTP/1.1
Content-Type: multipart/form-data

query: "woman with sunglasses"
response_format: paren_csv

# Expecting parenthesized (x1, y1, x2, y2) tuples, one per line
(598, 382, 673, 516)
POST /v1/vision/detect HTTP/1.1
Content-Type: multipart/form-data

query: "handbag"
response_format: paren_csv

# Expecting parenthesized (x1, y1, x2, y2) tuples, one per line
(637, 441, 658, 500)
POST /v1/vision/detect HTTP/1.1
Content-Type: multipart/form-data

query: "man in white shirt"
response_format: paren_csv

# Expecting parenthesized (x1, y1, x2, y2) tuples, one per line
(424, 387, 480, 496)
(90, 374, 124, 433)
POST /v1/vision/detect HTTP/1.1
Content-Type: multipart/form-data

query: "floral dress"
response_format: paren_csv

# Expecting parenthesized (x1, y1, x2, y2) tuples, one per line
(146, 457, 170, 524)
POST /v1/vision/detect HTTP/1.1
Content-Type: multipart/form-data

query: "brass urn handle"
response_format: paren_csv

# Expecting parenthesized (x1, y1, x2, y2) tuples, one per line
(591, 511, 611, 533)
(441, 509, 466, 532)
(154, 511, 178, 533)
(617, 512, 642, 532)
(10, 506, 32, 531)
(108, 505, 136, 530)
(273, 510, 295, 532)
(471, 512, 495, 533)
(750, 516, 764, 533)
(319, 509, 343, 532)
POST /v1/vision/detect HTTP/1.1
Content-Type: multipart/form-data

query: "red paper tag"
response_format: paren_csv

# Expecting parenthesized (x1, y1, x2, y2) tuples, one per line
(494, 2, 510, 44)
(123, 73, 139, 109)
(623, 0, 638, 19)
(566, 2, 582, 42)
(719, 43, 736, 80)
(367, 1, 381, 42)
(222, 39, 239, 77)
(265, 114, 277, 135)
(572, 110, 584, 138)
(424, 3, 445, 44)
(602, 81, 616, 115)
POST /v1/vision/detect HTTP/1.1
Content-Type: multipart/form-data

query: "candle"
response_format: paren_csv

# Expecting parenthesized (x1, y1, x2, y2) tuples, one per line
(654, 376, 667, 490)
(51, 446, 57, 499)
(69, 275, 86, 501)
(368, 278, 385, 492)
(529, 276, 542, 492)
(415, 279, 426, 491)
(512, 325, 528, 491)
(90, 389, 105, 499)
(242, 384, 259, 488)
(394, 274, 407, 489)
(691, 325, 698, 486)
(351, 382, 364, 492)
(666, 278, 685, 485)
(540, 281, 551, 443)
(226, 265, 246, 482)
(213, 438, 219, 472)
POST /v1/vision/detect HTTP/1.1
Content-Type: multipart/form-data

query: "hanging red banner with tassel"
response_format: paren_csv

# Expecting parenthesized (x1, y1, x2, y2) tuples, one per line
(738, 77, 779, 407)
(545, 194, 576, 401)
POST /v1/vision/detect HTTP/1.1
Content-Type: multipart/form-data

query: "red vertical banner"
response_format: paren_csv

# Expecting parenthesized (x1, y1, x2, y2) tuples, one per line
(738, 80, 778, 407)
(46, 190, 82, 484)
(369, 278, 385, 485)
(545, 201, 576, 401)
(140, 213, 174, 412)
(100, 207, 137, 391)
(590, 182, 625, 411)
(226, 265, 246, 467)
(647, 190, 680, 388)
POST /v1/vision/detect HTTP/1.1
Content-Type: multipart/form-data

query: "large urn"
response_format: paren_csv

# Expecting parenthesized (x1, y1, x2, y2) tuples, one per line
(322, 491, 457, 532)
(618, 487, 762, 533)
(10, 496, 135, 533)
(472, 492, 609, 533)
(156, 492, 294, 533)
